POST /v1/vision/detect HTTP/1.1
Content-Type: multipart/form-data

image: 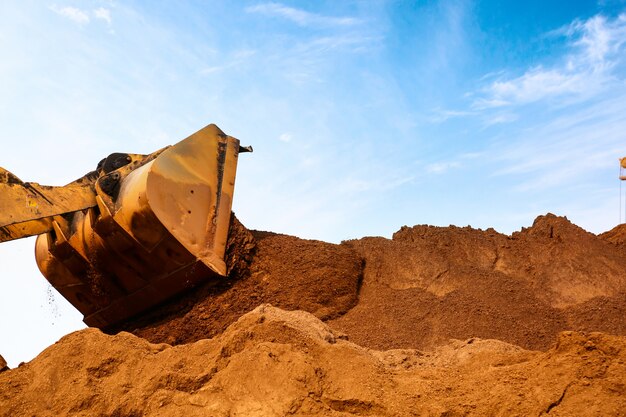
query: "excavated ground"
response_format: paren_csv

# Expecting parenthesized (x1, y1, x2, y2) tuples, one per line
(331, 213, 626, 351)
(2, 306, 626, 416)
(2, 213, 626, 416)
(118, 213, 626, 352)
(113, 216, 364, 345)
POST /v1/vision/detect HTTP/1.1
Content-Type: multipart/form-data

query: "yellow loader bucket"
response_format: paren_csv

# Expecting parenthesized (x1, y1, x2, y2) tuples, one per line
(0, 124, 249, 328)
(107, 124, 237, 275)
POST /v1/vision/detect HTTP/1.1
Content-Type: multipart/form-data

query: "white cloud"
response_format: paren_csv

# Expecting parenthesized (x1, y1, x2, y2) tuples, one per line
(93, 7, 112, 25)
(460, 152, 483, 160)
(245, 3, 361, 27)
(200, 49, 255, 75)
(476, 68, 589, 109)
(473, 13, 626, 110)
(426, 161, 460, 174)
(567, 14, 626, 68)
(428, 108, 476, 123)
(49, 6, 113, 27)
(50, 5, 90, 25)
(470, 97, 510, 109)
(279, 133, 292, 142)
(235, 4, 380, 85)
(305, 34, 377, 52)
(266, 33, 380, 84)
(481, 112, 519, 127)
(489, 93, 626, 192)
(334, 172, 415, 195)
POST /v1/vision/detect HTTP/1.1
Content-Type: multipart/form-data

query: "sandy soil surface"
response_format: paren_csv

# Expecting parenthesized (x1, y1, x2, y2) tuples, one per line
(2, 305, 625, 416)
(2, 213, 626, 416)
(119, 213, 626, 352)
(331, 213, 626, 351)
(114, 216, 364, 345)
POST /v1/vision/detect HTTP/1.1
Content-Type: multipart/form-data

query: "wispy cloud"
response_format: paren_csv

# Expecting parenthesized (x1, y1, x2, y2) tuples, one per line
(428, 108, 476, 123)
(200, 49, 256, 75)
(302, 34, 377, 53)
(426, 161, 461, 174)
(49, 5, 90, 25)
(480, 111, 519, 127)
(246, 32, 379, 84)
(480, 13, 626, 192)
(49, 5, 113, 27)
(473, 68, 590, 109)
(335, 172, 415, 194)
(474, 13, 626, 110)
(94, 7, 112, 25)
(235, 3, 380, 85)
(423, 10, 626, 234)
(278, 133, 292, 142)
(489, 94, 626, 192)
(566, 14, 626, 68)
(245, 2, 361, 27)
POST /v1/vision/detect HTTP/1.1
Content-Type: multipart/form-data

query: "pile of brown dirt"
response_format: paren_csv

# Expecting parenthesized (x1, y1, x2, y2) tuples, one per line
(121, 213, 626, 353)
(600, 222, 626, 249)
(116, 217, 363, 345)
(0, 355, 7, 373)
(4, 214, 626, 416)
(330, 214, 626, 351)
(2, 306, 625, 416)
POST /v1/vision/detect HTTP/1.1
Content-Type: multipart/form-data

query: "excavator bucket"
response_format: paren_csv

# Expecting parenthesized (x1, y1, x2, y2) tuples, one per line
(0, 124, 249, 328)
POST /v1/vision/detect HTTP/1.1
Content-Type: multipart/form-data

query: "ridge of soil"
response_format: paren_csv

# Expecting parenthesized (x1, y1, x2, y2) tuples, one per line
(599, 222, 626, 250)
(330, 213, 626, 350)
(115, 216, 363, 345)
(3, 214, 626, 416)
(119, 213, 626, 352)
(0, 355, 7, 373)
(2, 306, 625, 417)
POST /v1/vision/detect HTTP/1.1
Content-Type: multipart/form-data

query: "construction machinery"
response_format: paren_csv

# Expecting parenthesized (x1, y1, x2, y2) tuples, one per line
(0, 124, 251, 328)
(620, 157, 626, 181)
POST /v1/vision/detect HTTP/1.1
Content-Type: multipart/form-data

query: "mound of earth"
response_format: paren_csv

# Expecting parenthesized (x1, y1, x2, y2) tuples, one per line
(118, 213, 626, 352)
(600, 223, 626, 249)
(330, 213, 626, 351)
(0, 355, 7, 373)
(2, 306, 625, 417)
(114, 216, 363, 345)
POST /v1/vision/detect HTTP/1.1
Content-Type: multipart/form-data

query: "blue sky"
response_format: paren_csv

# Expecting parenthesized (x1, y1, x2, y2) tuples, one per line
(1, 1, 626, 366)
